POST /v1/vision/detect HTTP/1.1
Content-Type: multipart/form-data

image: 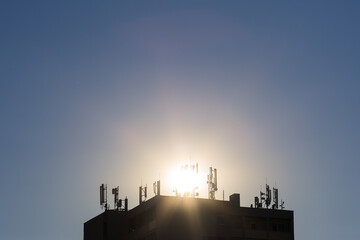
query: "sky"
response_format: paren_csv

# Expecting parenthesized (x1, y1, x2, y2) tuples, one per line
(1, 0, 360, 239)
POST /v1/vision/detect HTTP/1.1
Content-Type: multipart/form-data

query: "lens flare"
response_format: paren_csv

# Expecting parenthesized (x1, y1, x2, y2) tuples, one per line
(170, 164, 200, 197)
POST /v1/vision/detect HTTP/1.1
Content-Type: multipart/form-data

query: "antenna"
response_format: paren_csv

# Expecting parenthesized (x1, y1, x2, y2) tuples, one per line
(260, 186, 265, 207)
(280, 199, 285, 210)
(112, 186, 119, 210)
(100, 184, 108, 210)
(207, 167, 218, 200)
(254, 196, 260, 208)
(272, 187, 279, 209)
(214, 168, 218, 188)
(124, 197, 128, 211)
(191, 163, 199, 198)
(153, 180, 160, 196)
(254, 181, 285, 210)
(265, 184, 272, 208)
(173, 163, 199, 197)
(139, 184, 147, 205)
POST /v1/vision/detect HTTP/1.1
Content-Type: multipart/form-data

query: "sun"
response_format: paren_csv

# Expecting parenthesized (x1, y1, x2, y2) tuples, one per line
(170, 163, 200, 197)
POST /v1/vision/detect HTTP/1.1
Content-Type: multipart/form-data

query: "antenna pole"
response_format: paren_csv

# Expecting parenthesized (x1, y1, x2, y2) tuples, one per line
(207, 167, 218, 200)
(139, 184, 147, 205)
(100, 184, 108, 210)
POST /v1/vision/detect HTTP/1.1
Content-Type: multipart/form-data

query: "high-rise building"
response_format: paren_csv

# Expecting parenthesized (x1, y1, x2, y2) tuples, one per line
(84, 194, 294, 240)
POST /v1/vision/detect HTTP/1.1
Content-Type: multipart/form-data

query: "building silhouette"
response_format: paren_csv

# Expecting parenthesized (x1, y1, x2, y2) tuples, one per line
(84, 194, 294, 240)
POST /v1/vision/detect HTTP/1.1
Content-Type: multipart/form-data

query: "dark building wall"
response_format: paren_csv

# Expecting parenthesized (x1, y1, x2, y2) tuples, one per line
(84, 210, 128, 240)
(84, 214, 104, 240)
(156, 197, 207, 239)
(156, 197, 293, 240)
(84, 196, 294, 240)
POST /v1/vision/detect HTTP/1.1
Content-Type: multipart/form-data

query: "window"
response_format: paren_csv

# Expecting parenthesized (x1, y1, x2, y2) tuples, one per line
(217, 214, 225, 225)
(278, 224, 285, 232)
(272, 223, 277, 232)
(251, 223, 256, 230)
(230, 215, 243, 229)
(270, 218, 291, 232)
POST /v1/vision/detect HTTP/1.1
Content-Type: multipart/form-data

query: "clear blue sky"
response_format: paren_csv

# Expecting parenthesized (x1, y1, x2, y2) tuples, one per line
(1, 1, 359, 239)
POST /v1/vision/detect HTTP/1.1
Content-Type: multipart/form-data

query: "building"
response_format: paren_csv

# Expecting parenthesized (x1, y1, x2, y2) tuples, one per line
(84, 194, 294, 240)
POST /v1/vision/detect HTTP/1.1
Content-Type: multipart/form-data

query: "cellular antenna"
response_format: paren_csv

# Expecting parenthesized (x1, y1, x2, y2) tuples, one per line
(153, 180, 160, 196)
(112, 186, 119, 210)
(265, 184, 272, 208)
(280, 199, 285, 210)
(272, 187, 279, 209)
(254, 196, 260, 208)
(139, 184, 147, 205)
(100, 184, 108, 210)
(192, 163, 199, 197)
(207, 167, 218, 200)
(254, 180, 285, 210)
(260, 185, 265, 208)
(172, 163, 199, 197)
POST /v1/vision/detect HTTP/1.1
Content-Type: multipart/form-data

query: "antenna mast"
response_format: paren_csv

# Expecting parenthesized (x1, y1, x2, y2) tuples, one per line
(207, 167, 218, 200)
(265, 184, 272, 208)
(272, 187, 279, 209)
(100, 184, 108, 210)
(254, 181, 285, 210)
(139, 185, 147, 205)
(112, 187, 119, 210)
(173, 163, 199, 197)
(153, 180, 161, 196)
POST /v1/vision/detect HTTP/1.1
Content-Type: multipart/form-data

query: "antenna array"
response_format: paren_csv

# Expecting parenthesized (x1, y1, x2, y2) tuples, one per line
(153, 180, 161, 196)
(100, 184, 108, 210)
(173, 163, 199, 198)
(100, 184, 128, 211)
(139, 185, 147, 205)
(112, 186, 119, 209)
(97, 165, 289, 215)
(254, 182, 284, 210)
(207, 167, 218, 200)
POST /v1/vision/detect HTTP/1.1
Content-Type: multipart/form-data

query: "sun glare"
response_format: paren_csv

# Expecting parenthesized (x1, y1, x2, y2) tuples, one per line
(170, 163, 200, 197)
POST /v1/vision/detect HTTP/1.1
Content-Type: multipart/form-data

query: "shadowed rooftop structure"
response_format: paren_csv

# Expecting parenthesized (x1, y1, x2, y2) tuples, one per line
(84, 195, 294, 240)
